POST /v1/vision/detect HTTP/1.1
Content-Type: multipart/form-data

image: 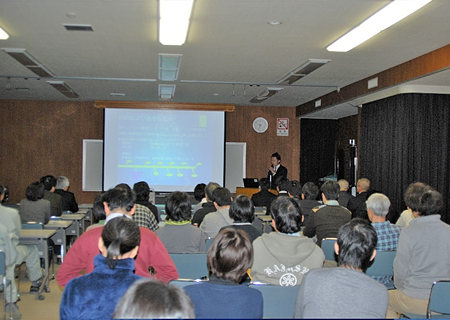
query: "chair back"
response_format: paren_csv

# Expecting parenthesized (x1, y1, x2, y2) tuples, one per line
(249, 283, 300, 319)
(321, 238, 337, 261)
(169, 279, 205, 289)
(366, 250, 396, 277)
(427, 280, 450, 318)
(205, 238, 213, 252)
(169, 253, 208, 280)
(21, 222, 44, 230)
(0, 250, 6, 286)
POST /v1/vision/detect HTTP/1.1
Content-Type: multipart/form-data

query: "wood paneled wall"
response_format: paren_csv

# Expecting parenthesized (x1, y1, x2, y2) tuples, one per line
(0, 101, 303, 204)
(226, 106, 300, 183)
(0, 100, 103, 204)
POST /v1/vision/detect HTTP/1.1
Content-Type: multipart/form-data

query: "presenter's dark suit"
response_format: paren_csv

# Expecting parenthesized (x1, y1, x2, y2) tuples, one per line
(54, 189, 79, 213)
(267, 164, 288, 188)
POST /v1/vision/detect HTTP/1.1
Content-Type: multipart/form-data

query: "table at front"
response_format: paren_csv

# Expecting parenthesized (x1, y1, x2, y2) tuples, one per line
(19, 229, 56, 288)
(61, 213, 86, 238)
(44, 220, 73, 262)
(236, 187, 278, 198)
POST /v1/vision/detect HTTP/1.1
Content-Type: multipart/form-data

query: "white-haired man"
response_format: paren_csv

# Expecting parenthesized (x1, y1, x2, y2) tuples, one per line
(367, 193, 402, 285)
(55, 176, 79, 213)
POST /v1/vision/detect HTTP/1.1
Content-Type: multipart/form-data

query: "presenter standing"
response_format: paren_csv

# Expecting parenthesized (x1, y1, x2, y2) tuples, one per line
(267, 152, 288, 189)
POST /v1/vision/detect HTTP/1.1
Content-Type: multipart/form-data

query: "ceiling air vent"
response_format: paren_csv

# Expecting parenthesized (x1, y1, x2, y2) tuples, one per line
(2, 48, 55, 77)
(63, 24, 94, 32)
(250, 87, 283, 103)
(276, 59, 331, 85)
(47, 81, 80, 98)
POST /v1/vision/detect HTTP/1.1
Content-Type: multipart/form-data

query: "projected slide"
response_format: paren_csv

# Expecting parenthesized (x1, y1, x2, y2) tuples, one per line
(104, 108, 225, 192)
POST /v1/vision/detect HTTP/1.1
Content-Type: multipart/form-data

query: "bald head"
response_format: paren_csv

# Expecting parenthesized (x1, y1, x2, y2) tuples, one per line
(357, 178, 371, 193)
(338, 179, 349, 191)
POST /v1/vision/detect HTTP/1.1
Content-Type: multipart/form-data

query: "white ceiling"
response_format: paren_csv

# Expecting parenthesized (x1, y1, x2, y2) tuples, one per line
(1, 0, 450, 119)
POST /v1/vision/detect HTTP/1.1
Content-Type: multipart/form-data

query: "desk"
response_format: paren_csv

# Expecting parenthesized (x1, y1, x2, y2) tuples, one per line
(236, 187, 278, 198)
(76, 207, 92, 225)
(257, 215, 274, 233)
(45, 220, 73, 262)
(254, 206, 267, 215)
(19, 229, 56, 287)
(61, 213, 86, 237)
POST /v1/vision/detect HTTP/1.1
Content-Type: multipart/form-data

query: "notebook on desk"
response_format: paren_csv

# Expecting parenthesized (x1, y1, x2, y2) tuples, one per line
(243, 178, 259, 188)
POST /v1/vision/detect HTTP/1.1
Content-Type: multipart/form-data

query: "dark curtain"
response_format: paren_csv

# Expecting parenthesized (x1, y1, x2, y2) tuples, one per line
(360, 93, 450, 224)
(300, 119, 337, 185)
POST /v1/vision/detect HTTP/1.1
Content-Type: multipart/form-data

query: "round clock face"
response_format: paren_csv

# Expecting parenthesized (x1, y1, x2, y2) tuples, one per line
(253, 117, 268, 133)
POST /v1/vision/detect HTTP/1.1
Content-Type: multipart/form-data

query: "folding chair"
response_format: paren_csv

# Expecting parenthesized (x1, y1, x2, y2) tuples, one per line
(169, 253, 209, 280)
(365, 250, 396, 289)
(248, 283, 300, 319)
(205, 238, 213, 252)
(0, 251, 12, 320)
(321, 238, 337, 261)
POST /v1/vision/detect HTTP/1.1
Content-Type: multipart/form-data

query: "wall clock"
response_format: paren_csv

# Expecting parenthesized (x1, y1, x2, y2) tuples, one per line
(253, 117, 268, 133)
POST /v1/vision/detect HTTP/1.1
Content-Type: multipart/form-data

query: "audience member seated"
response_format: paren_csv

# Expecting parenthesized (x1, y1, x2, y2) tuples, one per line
(184, 228, 263, 318)
(192, 183, 207, 214)
(54, 176, 79, 213)
(303, 180, 351, 247)
(56, 186, 178, 287)
(251, 196, 324, 286)
(133, 181, 159, 222)
(192, 182, 220, 226)
(156, 191, 206, 253)
(387, 182, 450, 318)
(117, 183, 158, 231)
(200, 187, 233, 239)
(113, 278, 195, 319)
(287, 180, 302, 200)
(39, 175, 63, 217)
(0, 182, 43, 319)
(294, 219, 388, 318)
(251, 178, 276, 214)
(395, 207, 415, 227)
(219, 195, 262, 242)
(337, 179, 354, 207)
(60, 217, 142, 319)
(347, 177, 371, 220)
(367, 193, 402, 285)
(298, 182, 321, 226)
(19, 181, 51, 224)
(276, 177, 290, 197)
(85, 193, 106, 232)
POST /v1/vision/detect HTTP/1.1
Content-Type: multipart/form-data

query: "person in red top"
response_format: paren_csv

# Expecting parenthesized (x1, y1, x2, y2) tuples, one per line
(56, 186, 178, 287)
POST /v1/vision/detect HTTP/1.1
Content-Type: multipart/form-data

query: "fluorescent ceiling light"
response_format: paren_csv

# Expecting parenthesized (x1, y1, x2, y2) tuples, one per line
(277, 59, 331, 85)
(327, 0, 432, 52)
(159, 53, 182, 81)
(159, 0, 194, 45)
(159, 84, 176, 100)
(250, 87, 283, 103)
(0, 27, 9, 40)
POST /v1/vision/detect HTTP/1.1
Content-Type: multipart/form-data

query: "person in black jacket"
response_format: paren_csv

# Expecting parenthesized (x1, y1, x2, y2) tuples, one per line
(267, 152, 288, 189)
(55, 176, 79, 213)
(347, 178, 371, 220)
(251, 178, 276, 214)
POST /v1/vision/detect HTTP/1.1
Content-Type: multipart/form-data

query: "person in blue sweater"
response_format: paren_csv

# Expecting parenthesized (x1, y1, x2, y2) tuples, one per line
(183, 228, 263, 318)
(59, 217, 141, 319)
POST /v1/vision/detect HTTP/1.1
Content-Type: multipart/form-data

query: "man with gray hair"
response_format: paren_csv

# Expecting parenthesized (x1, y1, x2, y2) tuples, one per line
(192, 182, 220, 227)
(367, 193, 402, 285)
(55, 176, 79, 213)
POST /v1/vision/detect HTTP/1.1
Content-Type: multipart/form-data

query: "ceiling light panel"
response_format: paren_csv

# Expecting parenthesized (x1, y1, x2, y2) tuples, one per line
(277, 59, 331, 85)
(159, 54, 182, 81)
(0, 27, 9, 40)
(159, 84, 176, 100)
(327, 0, 432, 52)
(159, 0, 194, 45)
(250, 87, 283, 103)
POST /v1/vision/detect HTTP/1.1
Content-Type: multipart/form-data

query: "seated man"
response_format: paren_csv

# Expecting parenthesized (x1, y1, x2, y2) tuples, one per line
(0, 182, 43, 319)
(192, 183, 207, 214)
(303, 180, 351, 247)
(251, 178, 276, 214)
(387, 182, 450, 318)
(56, 186, 178, 287)
(294, 219, 388, 318)
(40, 175, 63, 217)
(366, 193, 402, 285)
(251, 196, 324, 286)
(347, 177, 371, 220)
(298, 182, 321, 226)
(54, 176, 79, 213)
(337, 179, 354, 207)
(133, 181, 159, 222)
(192, 182, 220, 227)
(200, 187, 233, 239)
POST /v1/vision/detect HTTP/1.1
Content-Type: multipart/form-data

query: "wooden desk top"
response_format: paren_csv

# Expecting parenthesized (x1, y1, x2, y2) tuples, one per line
(20, 229, 56, 240)
(61, 213, 86, 220)
(45, 220, 73, 229)
(258, 215, 272, 222)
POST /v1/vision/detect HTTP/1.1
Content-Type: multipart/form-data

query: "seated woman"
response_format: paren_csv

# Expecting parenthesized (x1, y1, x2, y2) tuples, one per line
(113, 279, 195, 319)
(156, 191, 206, 253)
(219, 194, 262, 242)
(59, 217, 141, 319)
(19, 181, 51, 224)
(183, 228, 263, 319)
